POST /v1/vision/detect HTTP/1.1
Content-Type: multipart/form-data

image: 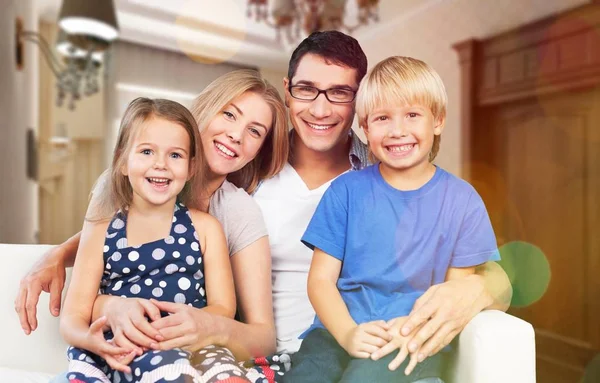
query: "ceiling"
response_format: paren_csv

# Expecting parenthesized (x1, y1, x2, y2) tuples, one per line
(36, 0, 429, 70)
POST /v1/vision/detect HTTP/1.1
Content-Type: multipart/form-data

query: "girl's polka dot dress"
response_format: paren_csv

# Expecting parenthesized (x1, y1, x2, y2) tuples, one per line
(100, 202, 206, 310)
(66, 202, 210, 383)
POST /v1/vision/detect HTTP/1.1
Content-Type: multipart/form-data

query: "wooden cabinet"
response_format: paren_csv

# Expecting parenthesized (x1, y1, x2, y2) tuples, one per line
(455, 3, 600, 382)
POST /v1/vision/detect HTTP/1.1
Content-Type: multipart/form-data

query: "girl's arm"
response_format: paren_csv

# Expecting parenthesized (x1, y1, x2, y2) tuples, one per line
(60, 215, 135, 372)
(190, 210, 236, 319)
(59, 218, 109, 347)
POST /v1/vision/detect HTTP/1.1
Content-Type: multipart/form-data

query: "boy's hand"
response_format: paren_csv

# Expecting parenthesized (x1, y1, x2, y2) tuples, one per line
(371, 316, 423, 375)
(341, 320, 392, 359)
(84, 316, 136, 374)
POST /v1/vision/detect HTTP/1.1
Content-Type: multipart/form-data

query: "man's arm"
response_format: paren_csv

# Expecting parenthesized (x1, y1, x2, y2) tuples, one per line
(400, 261, 512, 358)
(14, 231, 82, 334)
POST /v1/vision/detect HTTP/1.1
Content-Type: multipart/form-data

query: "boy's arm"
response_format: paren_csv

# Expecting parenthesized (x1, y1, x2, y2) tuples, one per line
(308, 248, 391, 358)
(308, 248, 355, 345)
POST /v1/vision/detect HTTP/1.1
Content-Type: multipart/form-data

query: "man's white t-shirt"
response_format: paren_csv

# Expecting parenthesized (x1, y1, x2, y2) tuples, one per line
(253, 163, 334, 353)
(253, 132, 368, 353)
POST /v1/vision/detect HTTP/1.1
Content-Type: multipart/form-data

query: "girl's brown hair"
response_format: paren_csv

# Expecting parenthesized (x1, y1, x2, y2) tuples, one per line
(190, 69, 289, 194)
(91, 97, 204, 220)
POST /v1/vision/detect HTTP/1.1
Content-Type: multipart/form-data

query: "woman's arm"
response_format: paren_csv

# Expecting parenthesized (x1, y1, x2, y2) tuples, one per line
(14, 232, 79, 334)
(151, 236, 277, 359)
(192, 210, 236, 318)
(15, 171, 111, 332)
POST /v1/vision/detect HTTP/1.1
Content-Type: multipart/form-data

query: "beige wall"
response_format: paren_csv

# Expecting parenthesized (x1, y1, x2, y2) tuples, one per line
(37, 22, 106, 245)
(259, 67, 287, 99)
(356, 0, 588, 176)
(0, 0, 38, 243)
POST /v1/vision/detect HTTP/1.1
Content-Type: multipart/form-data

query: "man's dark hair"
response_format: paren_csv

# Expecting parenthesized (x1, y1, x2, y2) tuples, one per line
(287, 31, 368, 86)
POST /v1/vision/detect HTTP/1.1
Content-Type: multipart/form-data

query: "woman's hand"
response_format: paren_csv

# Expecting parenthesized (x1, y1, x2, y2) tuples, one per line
(83, 316, 137, 374)
(150, 299, 222, 352)
(102, 296, 164, 353)
(15, 245, 67, 334)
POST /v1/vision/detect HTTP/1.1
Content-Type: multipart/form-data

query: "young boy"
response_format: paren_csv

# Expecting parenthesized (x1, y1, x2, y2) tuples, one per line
(284, 56, 500, 383)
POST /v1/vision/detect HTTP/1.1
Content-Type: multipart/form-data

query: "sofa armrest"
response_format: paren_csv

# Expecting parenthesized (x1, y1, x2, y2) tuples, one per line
(445, 310, 536, 383)
(0, 244, 71, 375)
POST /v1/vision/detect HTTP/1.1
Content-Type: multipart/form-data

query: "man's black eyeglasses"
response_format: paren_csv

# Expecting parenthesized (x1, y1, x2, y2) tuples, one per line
(288, 85, 357, 103)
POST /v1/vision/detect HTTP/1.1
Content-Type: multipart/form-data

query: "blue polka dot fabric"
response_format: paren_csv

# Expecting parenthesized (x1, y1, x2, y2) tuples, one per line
(100, 201, 206, 312)
(66, 202, 209, 382)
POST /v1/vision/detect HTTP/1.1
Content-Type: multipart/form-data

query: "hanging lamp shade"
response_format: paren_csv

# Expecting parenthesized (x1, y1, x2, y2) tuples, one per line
(58, 0, 119, 42)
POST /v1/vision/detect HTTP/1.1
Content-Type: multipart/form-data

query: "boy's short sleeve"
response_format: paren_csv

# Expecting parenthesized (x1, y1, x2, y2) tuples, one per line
(451, 190, 501, 267)
(301, 182, 348, 261)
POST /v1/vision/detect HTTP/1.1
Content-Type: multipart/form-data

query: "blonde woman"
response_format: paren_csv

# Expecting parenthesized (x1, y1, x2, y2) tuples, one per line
(19, 70, 289, 382)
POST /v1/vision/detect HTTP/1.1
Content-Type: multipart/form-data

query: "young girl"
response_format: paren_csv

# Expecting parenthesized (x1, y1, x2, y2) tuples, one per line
(60, 98, 239, 383)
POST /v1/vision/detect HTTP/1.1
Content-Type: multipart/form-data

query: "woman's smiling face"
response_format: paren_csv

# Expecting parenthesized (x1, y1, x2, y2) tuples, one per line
(200, 91, 273, 177)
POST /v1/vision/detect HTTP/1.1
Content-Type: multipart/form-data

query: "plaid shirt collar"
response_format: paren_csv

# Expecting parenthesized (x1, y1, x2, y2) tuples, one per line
(348, 130, 370, 171)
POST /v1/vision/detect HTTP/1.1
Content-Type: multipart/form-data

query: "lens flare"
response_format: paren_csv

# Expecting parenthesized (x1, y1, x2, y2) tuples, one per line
(498, 241, 551, 308)
(175, 0, 247, 64)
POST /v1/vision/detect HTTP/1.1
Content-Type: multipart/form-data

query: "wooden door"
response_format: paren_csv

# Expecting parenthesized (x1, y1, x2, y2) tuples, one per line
(475, 89, 600, 382)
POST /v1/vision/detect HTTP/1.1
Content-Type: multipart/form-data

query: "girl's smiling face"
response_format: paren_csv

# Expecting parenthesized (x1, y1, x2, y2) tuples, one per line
(122, 117, 192, 208)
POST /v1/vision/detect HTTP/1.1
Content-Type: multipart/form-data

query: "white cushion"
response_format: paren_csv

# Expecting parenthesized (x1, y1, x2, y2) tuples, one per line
(0, 367, 55, 383)
(0, 244, 70, 375)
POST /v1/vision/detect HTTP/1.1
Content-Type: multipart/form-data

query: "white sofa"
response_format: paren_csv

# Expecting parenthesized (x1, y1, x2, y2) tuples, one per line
(0, 244, 537, 383)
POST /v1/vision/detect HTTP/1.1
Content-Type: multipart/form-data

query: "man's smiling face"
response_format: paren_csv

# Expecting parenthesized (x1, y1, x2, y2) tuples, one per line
(284, 53, 358, 154)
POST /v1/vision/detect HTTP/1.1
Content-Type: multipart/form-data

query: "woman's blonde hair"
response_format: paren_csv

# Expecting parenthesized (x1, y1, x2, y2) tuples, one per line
(356, 56, 447, 161)
(91, 97, 204, 220)
(190, 69, 289, 194)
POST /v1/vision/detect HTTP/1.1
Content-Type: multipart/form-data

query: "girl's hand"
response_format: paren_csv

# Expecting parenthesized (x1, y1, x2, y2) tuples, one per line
(371, 316, 423, 375)
(149, 299, 220, 352)
(84, 316, 137, 374)
(341, 320, 392, 359)
(104, 297, 164, 353)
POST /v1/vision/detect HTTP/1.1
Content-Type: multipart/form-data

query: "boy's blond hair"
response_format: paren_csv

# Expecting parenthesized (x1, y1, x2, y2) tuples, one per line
(356, 56, 447, 161)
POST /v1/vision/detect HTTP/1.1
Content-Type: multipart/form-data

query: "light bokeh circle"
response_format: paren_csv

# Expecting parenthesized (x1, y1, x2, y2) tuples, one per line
(174, 0, 247, 64)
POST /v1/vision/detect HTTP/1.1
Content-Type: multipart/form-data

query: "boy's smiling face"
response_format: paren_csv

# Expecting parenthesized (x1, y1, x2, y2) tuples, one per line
(363, 103, 444, 176)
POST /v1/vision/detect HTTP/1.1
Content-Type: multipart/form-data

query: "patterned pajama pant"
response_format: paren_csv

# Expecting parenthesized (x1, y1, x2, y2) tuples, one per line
(67, 345, 252, 383)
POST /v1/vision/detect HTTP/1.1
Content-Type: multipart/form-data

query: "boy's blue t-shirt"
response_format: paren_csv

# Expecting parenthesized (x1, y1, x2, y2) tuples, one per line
(300, 164, 500, 334)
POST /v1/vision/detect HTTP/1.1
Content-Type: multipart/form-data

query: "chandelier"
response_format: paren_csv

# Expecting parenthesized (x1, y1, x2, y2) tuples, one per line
(16, 0, 119, 109)
(247, 0, 380, 44)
